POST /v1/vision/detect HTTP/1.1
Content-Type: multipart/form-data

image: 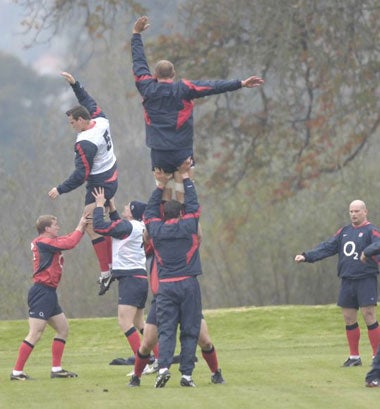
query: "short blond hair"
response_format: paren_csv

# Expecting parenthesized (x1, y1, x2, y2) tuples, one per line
(154, 60, 175, 79)
(36, 215, 57, 234)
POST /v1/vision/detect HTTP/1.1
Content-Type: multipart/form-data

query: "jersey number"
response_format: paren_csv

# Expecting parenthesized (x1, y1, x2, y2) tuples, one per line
(103, 130, 112, 151)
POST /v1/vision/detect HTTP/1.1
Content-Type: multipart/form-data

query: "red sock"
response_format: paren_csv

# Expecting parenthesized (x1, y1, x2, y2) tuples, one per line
(14, 340, 34, 371)
(367, 322, 380, 356)
(202, 345, 219, 373)
(105, 235, 112, 266)
(135, 350, 151, 378)
(125, 327, 141, 355)
(346, 323, 360, 356)
(52, 338, 66, 367)
(92, 237, 110, 272)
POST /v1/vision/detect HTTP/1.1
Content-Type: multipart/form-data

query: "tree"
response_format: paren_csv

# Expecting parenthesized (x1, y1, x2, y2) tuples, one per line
(14, 0, 145, 43)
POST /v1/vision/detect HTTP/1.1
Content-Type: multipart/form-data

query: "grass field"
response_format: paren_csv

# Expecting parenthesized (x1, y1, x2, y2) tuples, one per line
(0, 305, 379, 409)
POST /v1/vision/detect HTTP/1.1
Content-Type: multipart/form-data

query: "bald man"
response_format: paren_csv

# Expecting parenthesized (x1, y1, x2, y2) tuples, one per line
(295, 200, 380, 368)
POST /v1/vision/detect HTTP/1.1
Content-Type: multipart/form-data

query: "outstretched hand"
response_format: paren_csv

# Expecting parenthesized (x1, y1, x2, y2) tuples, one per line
(134, 16, 150, 34)
(60, 71, 76, 85)
(241, 76, 264, 88)
(294, 254, 305, 263)
(48, 187, 59, 200)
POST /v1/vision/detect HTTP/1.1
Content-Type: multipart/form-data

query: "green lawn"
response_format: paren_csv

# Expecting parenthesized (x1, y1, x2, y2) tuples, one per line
(0, 305, 379, 409)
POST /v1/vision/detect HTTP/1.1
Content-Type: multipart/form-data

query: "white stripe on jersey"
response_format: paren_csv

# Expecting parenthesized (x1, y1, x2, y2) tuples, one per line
(76, 117, 116, 175)
(112, 220, 146, 270)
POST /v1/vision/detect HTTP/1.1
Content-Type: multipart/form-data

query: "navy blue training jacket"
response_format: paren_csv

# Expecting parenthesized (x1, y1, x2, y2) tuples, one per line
(144, 178, 202, 279)
(131, 33, 242, 152)
(303, 222, 380, 279)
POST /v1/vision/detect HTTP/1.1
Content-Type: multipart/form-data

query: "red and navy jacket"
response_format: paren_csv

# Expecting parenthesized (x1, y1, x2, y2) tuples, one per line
(132, 33, 242, 152)
(57, 81, 117, 195)
(303, 222, 380, 279)
(144, 178, 202, 279)
(93, 208, 132, 240)
(31, 230, 84, 288)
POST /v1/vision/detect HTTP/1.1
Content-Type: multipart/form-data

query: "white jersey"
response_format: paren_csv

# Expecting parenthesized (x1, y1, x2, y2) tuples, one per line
(76, 117, 116, 175)
(112, 219, 146, 270)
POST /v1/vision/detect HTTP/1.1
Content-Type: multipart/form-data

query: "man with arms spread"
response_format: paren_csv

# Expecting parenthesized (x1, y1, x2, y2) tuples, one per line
(48, 72, 118, 295)
(295, 200, 380, 367)
(131, 16, 264, 202)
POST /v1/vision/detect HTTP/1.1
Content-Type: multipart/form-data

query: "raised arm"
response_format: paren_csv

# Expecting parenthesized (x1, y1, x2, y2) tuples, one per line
(92, 187, 132, 239)
(61, 71, 105, 119)
(131, 17, 153, 90)
(178, 158, 200, 216)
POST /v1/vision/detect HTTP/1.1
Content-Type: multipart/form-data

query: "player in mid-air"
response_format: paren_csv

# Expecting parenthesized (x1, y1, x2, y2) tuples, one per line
(131, 16, 264, 202)
(48, 72, 118, 295)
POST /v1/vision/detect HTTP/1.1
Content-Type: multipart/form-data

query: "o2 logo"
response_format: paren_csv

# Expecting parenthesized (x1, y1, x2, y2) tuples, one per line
(343, 241, 359, 260)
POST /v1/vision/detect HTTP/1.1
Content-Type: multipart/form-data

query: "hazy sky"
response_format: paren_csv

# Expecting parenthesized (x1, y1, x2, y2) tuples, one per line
(0, 0, 66, 74)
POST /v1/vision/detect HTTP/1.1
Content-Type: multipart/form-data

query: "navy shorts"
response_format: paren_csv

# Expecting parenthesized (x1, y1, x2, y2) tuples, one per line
(337, 276, 378, 309)
(146, 297, 157, 325)
(28, 284, 63, 320)
(85, 178, 118, 206)
(150, 149, 193, 173)
(117, 275, 148, 308)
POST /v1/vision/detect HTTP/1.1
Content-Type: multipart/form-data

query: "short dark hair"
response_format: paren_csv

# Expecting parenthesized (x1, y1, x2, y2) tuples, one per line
(66, 105, 91, 120)
(36, 215, 57, 234)
(163, 200, 182, 221)
(154, 60, 175, 79)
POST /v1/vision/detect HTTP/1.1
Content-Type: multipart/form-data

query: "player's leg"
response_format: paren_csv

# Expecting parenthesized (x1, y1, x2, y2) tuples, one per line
(178, 278, 202, 386)
(361, 305, 380, 357)
(358, 276, 380, 358)
(48, 312, 77, 377)
(128, 301, 159, 387)
(197, 318, 225, 383)
(83, 201, 112, 293)
(118, 276, 148, 356)
(11, 284, 51, 379)
(119, 304, 141, 355)
(342, 307, 361, 366)
(365, 343, 380, 387)
(11, 317, 48, 380)
(338, 279, 362, 367)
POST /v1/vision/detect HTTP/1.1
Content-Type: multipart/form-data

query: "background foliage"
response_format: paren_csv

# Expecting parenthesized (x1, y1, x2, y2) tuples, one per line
(1, 0, 380, 319)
